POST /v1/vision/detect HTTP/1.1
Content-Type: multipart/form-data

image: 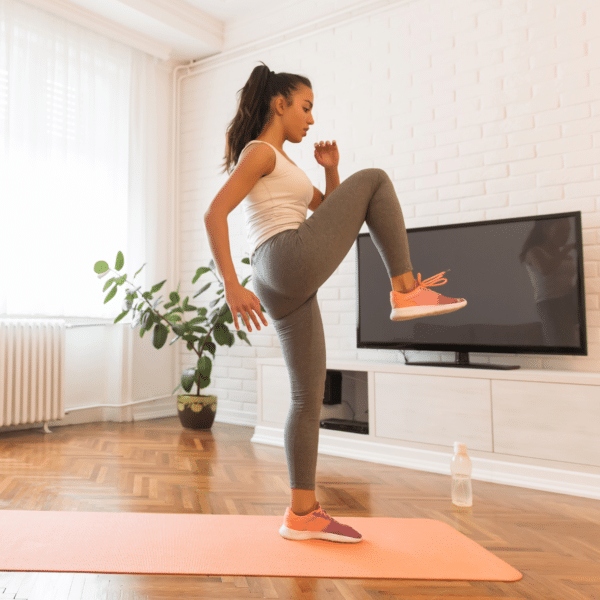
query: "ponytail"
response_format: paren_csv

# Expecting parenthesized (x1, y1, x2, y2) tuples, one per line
(221, 61, 311, 174)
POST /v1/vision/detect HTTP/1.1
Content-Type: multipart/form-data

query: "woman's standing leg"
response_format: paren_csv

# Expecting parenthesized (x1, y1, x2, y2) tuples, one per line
(275, 293, 326, 494)
(250, 276, 325, 514)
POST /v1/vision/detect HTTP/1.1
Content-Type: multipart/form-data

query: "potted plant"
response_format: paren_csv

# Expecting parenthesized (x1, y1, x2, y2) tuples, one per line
(93, 251, 260, 430)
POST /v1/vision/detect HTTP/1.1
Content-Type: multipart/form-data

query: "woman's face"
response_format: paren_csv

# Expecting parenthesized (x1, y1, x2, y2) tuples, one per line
(282, 85, 314, 143)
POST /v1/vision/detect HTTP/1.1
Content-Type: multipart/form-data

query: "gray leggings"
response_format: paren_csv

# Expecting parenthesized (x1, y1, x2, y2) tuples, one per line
(251, 168, 413, 490)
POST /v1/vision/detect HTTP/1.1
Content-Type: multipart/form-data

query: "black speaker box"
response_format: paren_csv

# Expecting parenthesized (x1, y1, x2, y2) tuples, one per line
(323, 369, 342, 405)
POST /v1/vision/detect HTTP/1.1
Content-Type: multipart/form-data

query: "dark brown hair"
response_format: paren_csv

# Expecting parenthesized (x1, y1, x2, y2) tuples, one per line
(221, 61, 311, 174)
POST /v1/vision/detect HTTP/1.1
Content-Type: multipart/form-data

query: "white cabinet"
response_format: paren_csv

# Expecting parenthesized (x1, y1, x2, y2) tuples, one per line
(252, 358, 600, 500)
(492, 380, 600, 466)
(374, 372, 493, 451)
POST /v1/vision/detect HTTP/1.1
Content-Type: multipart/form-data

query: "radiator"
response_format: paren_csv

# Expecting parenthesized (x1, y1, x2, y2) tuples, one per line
(0, 319, 66, 428)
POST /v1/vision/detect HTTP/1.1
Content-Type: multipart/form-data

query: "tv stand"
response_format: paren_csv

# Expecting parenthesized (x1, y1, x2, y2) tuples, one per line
(407, 351, 520, 370)
(253, 358, 600, 501)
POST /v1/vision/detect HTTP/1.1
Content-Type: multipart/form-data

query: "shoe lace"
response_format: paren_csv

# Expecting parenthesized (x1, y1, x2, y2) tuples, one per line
(309, 508, 338, 525)
(416, 269, 450, 289)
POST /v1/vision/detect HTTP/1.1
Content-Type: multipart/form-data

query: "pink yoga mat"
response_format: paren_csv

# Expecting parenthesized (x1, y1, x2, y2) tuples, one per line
(0, 510, 522, 581)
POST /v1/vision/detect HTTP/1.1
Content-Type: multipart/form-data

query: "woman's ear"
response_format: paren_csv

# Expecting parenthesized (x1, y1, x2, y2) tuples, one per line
(272, 94, 286, 116)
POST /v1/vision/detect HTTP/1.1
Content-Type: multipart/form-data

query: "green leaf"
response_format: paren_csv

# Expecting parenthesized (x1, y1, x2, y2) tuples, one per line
(241, 257, 250, 265)
(194, 282, 211, 298)
(192, 267, 211, 284)
(182, 334, 198, 344)
(116, 274, 127, 286)
(169, 291, 180, 304)
(236, 330, 251, 345)
(150, 280, 167, 294)
(134, 263, 146, 278)
(213, 323, 234, 347)
(103, 277, 116, 292)
(172, 324, 186, 337)
(94, 260, 109, 274)
(188, 316, 205, 325)
(104, 285, 118, 304)
(114, 310, 128, 324)
(181, 367, 196, 393)
(152, 322, 169, 349)
(141, 310, 154, 329)
(197, 355, 212, 389)
(198, 356, 212, 379)
(115, 251, 124, 271)
(220, 305, 233, 324)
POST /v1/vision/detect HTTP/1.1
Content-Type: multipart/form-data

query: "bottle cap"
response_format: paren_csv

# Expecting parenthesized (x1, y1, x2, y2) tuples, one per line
(454, 442, 467, 453)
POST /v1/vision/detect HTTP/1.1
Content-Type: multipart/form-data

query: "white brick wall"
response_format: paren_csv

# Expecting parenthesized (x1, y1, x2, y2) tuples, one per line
(178, 0, 600, 419)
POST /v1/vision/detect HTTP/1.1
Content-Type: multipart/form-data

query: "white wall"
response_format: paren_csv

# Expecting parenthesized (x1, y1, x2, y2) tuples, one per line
(178, 0, 600, 426)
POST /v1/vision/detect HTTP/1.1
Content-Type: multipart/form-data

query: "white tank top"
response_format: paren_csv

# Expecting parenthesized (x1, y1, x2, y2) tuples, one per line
(239, 140, 313, 263)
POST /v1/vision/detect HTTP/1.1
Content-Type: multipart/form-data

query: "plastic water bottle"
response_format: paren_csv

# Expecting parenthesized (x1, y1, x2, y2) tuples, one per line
(451, 442, 473, 507)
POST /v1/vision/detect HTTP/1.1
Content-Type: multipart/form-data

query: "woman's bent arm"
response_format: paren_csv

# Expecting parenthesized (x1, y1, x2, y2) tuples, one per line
(204, 213, 239, 287)
(203, 143, 275, 289)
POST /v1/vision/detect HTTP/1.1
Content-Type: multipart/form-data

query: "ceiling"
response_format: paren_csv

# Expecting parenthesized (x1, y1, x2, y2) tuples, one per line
(175, 0, 287, 23)
(36, 0, 347, 62)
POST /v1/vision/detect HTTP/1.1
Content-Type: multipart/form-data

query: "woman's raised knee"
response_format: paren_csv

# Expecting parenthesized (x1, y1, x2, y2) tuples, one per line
(359, 167, 390, 183)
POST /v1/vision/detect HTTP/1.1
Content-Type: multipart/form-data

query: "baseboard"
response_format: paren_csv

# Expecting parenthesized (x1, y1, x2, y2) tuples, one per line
(0, 402, 257, 433)
(213, 407, 256, 428)
(251, 425, 600, 501)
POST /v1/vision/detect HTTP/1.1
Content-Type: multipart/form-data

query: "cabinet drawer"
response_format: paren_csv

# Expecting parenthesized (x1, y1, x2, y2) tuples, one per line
(261, 365, 290, 425)
(493, 380, 600, 466)
(374, 372, 493, 451)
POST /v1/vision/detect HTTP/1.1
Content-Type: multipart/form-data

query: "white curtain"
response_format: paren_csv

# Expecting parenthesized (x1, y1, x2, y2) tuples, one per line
(0, 0, 161, 319)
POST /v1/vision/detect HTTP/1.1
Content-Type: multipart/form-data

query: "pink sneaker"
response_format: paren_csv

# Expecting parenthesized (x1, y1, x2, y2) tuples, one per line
(390, 270, 467, 321)
(279, 502, 362, 543)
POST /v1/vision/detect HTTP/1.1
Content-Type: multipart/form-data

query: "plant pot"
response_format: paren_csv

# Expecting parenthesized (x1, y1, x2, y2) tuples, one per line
(177, 394, 217, 430)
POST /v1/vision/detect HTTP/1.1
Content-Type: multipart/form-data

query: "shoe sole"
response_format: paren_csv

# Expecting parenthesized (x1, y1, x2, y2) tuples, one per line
(279, 524, 362, 543)
(390, 298, 467, 321)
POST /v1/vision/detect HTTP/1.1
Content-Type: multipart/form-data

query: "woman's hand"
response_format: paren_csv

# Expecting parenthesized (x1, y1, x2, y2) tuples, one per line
(225, 283, 268, 332)
(314, 140, 339, 169)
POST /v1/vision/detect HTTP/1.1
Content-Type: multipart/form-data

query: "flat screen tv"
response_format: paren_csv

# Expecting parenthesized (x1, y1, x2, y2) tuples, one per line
(356, 211, 587, 370)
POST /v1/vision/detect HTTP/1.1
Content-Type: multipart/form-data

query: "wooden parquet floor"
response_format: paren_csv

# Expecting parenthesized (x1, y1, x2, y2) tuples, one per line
(0, 417, 599, 600)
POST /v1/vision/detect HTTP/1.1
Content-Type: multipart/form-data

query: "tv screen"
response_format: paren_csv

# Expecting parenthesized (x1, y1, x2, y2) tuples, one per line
(356, 211, 587, 370)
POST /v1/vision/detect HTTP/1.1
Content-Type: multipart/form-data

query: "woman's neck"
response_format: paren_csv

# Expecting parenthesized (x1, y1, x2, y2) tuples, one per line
(256, 125, 286, 153)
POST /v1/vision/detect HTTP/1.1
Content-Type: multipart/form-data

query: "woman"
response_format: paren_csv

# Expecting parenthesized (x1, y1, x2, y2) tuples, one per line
(204, 62, 466, 543)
